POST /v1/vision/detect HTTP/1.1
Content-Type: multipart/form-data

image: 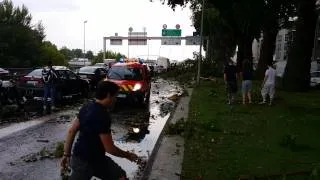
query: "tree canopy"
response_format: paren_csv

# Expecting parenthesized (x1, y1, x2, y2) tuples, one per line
(161, 0, 317, 91)
(0, 0, 66, 67)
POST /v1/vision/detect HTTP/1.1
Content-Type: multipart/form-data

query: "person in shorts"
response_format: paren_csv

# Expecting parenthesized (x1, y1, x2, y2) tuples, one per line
(260, 63, 276, 106)
(240, 59, 253, 105)
(224, 60, 238, 105)
(60, 81, 138, 180)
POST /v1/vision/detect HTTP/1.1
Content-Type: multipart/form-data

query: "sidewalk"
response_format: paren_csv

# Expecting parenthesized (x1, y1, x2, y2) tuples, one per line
(147, 88, 193, 180)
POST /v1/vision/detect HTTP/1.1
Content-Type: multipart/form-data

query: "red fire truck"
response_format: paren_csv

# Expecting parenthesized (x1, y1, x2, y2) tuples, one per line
(105, 59, 151, 106)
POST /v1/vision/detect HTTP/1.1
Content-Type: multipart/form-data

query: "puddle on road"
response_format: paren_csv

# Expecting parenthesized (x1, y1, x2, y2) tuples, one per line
(109, 78, 183, 179)
(0, 78, 184, 180)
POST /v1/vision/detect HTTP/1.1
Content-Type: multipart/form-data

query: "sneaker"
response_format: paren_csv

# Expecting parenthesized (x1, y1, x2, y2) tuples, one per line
(259, 101, 266, 105)
(269, 102, 273, 106)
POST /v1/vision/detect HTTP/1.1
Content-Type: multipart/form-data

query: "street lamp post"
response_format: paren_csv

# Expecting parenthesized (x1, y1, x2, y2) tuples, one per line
(83, 20, 87, 66)
(196, 0, 205, 85)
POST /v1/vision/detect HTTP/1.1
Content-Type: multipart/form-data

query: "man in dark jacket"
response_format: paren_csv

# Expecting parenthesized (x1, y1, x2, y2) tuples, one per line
(224, 60, 238, 105)
(42, 61, 58, 110)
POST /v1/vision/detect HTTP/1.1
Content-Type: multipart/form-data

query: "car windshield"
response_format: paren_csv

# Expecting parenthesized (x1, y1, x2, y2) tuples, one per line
(79, 67, 97, 74)
(108, 66, 143, 81)
(27, 69, 42, 77)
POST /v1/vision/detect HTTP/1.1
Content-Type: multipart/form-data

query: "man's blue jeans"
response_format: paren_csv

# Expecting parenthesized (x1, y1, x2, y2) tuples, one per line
(44, 83, 55, 107)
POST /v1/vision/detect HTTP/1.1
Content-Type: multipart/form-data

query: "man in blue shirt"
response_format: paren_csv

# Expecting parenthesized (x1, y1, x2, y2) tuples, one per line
(61, 81, 138, 180)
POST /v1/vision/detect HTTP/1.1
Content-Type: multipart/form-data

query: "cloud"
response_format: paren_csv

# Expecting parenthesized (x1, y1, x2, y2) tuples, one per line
(10, 0, 199, 60)
(12, 0, 80, 12)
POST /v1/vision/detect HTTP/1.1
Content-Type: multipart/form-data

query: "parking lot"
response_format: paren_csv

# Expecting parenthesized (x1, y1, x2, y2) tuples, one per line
(0, 78, 183, 180)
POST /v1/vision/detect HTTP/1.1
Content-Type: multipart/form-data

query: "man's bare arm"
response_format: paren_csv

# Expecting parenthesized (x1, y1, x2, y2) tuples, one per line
(63, 118, 80, 156)
(100, 134, 137, 161)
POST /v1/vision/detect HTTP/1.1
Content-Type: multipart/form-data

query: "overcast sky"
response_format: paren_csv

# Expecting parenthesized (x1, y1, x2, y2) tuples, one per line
(11, 0, 200, 61)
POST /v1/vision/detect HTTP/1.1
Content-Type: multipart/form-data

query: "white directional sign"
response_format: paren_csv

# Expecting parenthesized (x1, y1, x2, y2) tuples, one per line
(128, 31, 147, 45)
(161, 38, 181, 45)
(185, 36, 201, 45)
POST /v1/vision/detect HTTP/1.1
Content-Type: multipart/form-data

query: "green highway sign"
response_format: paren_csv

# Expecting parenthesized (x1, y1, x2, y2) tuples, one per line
(162, 29, 182, 36)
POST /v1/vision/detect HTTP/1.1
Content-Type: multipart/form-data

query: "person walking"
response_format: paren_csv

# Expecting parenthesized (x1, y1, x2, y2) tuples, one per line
(240, 59, 253, 105)
(61, 81, 138, 180)
(42, 61, 58, 111)
(260, 63, 276, 106)
(224, 60, 238, 105)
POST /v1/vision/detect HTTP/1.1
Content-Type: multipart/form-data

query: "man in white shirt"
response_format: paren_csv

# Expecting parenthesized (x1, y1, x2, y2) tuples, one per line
(260, 63, 276, 105)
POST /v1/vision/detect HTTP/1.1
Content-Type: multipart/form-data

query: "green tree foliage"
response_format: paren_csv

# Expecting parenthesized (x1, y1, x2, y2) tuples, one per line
(72, 49, 83, 58)
(85, 50, 94, 60)
(163, 0, 316, 92)
(59, 46, 73, 60)
(0, 0, 44, 67)
(40, 41, 66, 66)
(92, 51, 126, 65)
(0, 0, 64, 68)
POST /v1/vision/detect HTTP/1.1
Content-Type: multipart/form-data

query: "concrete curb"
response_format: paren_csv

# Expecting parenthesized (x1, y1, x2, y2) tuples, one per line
(140, 100, 179, 180)
(141, 88, 193, 180)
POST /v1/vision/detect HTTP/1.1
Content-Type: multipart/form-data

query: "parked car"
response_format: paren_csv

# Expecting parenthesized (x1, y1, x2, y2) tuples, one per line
(310, 71, 320, 87)
(77, 66, 108, 89)
(0, 79, 24, 109)
(94, 63, 108, 69)
(0, 68, 9, 75)
(17, 66, 90, 102)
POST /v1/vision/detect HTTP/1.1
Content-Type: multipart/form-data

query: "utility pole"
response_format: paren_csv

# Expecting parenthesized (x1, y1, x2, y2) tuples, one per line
(83, 20, 87, 66)
(196, 0, 205, 85)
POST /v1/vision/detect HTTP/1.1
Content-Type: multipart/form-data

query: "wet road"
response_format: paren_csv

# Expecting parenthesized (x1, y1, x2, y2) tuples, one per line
(0, 79, 182, 180)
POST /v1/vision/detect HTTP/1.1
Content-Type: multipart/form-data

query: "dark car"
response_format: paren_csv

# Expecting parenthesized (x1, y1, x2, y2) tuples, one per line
(77, 66, 108, 89)
(17, 66, 90, 103)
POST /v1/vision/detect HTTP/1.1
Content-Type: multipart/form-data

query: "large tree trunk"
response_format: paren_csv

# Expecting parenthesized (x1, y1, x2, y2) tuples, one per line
(282, 0, 317, 92)
(236, 34, 254, 70)
(257, 27, 278, 79)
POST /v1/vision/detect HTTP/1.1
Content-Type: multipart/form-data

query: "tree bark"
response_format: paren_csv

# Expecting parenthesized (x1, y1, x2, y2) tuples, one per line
(236, 34, 254, 70)
(282, 0, 317, 92)
(257, 27, 278, 79)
